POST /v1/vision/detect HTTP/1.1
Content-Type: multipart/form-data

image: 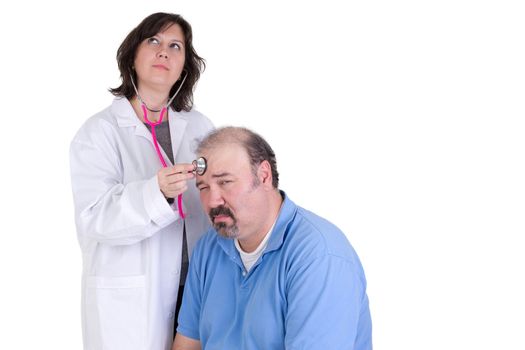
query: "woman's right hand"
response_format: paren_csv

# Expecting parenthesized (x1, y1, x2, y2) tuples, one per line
(157, 164, 195, 199)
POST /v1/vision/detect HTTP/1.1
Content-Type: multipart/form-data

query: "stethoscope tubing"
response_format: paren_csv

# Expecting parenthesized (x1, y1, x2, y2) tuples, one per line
(142, 105, 186, 219)
(135, 72, 188, 219)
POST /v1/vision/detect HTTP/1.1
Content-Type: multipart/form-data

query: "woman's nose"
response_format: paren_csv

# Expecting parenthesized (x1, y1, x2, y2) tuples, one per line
(156, 47, 168, 59)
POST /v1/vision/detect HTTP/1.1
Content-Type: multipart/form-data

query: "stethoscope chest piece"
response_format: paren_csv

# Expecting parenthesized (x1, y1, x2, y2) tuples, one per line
(193, 157, 207, 176)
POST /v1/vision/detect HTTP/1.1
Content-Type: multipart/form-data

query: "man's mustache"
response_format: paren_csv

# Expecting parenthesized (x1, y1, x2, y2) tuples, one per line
(209, 206, 235, 221)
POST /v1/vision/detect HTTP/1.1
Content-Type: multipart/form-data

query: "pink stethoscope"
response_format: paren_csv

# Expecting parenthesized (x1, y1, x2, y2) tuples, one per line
(131, 72, 206, 219)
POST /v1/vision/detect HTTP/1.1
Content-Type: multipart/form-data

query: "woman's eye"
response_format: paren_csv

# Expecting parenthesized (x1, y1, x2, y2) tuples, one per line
(169, 42, 181, 50)
(147, 37, 159, 45)
(198, 186, 209, 192)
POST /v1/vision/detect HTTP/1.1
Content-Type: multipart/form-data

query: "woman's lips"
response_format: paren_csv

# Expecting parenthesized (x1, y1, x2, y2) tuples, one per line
(152, 64, 169, 70)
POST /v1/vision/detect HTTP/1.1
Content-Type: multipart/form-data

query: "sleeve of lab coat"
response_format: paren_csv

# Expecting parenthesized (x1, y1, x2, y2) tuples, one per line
(70, 128, 178, 246)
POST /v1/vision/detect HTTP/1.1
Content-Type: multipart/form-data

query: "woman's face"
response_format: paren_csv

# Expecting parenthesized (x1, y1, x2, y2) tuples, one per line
(134, 23, 186, 93)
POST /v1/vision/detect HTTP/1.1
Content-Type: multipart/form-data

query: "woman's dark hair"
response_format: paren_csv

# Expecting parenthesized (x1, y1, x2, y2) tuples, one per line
(109, 12, 205, 112)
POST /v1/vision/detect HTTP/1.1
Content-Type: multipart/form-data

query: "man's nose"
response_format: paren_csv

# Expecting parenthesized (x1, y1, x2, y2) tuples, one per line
(207, 187, 225, 208)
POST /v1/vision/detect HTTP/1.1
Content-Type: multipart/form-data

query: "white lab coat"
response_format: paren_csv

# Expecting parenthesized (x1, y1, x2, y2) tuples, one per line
(70, 97, 213, 350)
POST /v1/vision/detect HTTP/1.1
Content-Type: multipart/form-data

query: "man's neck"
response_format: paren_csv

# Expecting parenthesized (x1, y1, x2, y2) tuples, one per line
(238, 190, 283, 253)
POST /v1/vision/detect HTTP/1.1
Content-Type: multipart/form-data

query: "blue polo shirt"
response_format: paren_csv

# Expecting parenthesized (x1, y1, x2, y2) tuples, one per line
(177, 193, 372, 349)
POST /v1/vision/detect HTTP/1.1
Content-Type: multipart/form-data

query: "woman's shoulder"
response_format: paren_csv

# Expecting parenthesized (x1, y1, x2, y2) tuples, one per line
(71, 101, 120, 145)
(178, 107, 214, 137)
(180, 108, 213, 128)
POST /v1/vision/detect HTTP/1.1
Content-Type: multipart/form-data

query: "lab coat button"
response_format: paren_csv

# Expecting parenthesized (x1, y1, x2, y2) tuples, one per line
(169, 312, 174, 319)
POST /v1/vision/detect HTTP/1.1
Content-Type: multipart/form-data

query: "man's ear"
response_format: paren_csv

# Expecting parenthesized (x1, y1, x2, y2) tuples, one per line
(257, 160, 273, 189)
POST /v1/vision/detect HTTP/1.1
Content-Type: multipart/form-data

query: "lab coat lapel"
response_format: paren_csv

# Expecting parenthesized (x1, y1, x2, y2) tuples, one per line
(113, 97, 173, 165)
(168, 110, 188, 163)
(134, 122, 174, 166)
(113, 97, 150, 138)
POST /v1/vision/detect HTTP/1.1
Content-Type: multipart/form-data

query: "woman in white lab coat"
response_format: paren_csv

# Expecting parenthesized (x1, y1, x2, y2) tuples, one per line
(70, 13, 213, 350)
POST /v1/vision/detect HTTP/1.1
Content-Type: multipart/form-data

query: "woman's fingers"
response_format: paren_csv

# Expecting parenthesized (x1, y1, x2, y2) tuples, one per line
(158, 163, 195, 198)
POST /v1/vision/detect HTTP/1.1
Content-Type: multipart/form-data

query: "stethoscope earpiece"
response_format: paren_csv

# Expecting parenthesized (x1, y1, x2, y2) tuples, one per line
(192, 157, 207, 176)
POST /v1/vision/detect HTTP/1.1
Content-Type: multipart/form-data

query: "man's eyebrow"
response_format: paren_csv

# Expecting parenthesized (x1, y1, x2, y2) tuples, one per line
(196, 173, 233, 188)
(212, 172, 233, 178)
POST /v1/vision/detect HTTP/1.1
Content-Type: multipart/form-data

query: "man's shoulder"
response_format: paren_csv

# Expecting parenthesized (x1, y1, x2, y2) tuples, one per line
(286, 205, 358, 261)
(193, 228, 219, 253)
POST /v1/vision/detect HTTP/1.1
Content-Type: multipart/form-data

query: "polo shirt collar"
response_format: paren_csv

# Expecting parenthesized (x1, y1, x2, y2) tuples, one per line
(265, 191, 297, 253)
(216, 191, 297, 259)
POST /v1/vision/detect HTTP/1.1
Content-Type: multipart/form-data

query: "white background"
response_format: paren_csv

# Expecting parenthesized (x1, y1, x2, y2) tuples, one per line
(0, 0, 524, 349)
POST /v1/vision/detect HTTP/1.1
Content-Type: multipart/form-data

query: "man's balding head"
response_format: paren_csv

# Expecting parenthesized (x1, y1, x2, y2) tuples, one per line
(197, 127, 279, 188)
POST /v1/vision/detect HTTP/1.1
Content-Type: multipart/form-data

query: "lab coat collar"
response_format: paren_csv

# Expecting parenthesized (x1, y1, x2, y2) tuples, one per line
(111, 97, 188, 161)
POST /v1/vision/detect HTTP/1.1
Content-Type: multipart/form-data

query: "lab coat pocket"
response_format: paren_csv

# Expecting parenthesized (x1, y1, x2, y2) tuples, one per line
(85, 275, 147, 350)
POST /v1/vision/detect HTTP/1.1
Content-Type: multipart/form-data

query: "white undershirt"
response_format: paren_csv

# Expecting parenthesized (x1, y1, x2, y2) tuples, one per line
(235, 222, 276, 273)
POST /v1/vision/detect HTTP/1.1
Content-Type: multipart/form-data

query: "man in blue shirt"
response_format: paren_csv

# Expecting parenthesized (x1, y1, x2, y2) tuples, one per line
(173, 127, 372, 350)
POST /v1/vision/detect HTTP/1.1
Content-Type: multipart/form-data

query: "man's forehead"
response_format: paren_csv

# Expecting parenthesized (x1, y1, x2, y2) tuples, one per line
(200, 142, 247, 164)
(197, 143, 251, 180)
